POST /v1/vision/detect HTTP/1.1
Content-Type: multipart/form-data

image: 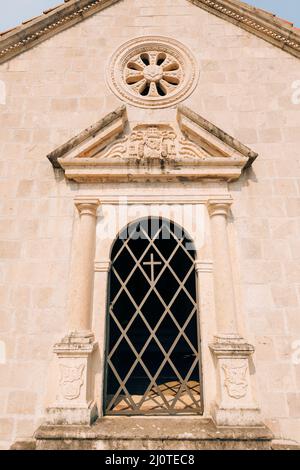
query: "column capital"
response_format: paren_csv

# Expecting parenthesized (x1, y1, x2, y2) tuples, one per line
(74, 197, 100, 217)
(207, 198, 233, 218)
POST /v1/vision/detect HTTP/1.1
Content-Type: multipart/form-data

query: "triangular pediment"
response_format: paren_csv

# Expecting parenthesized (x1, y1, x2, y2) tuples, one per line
(0, 0, 299, 64)
(47, 105, 258, 183)
(177, 105, 258, 167)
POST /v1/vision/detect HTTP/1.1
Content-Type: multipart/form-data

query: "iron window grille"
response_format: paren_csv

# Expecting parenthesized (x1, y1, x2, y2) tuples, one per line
(104, 217, 203, 415)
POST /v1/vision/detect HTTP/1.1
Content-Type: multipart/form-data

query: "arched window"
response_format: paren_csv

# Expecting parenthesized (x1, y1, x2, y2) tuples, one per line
(104, 217, 203, 415)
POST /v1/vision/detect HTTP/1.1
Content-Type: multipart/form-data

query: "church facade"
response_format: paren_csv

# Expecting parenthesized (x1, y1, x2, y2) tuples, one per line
(0, 0, 300, 450)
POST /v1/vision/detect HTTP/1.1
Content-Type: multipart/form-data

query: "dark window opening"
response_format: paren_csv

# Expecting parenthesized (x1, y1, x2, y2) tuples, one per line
(105, 217, 203, 415)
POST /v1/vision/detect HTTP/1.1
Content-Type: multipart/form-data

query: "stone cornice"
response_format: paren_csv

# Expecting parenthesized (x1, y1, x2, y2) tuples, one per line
(188, 0, 300, 59)
(0, 0, 120, 65)
(0, 0, 299, 64)
(178, 105, 258, 169)
(47, 105, 127, 169)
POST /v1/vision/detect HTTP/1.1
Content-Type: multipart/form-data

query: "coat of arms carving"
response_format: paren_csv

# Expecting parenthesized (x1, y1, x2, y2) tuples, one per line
(129, 125, 177, 161)
(93, 124, 177, 163)
(222, 363, 248, 399)
(59, 363, 85, 400)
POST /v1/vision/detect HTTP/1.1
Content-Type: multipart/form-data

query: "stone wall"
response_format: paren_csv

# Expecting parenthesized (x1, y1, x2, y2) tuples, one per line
(0, 0, 300, 449)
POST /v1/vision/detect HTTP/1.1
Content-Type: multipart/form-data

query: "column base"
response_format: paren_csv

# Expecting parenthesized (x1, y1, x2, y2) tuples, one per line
(46, 331, 98, 426)
(209, 334, 263, 427)
(46, 401, 98, 426)
(211, 403, 262, 427)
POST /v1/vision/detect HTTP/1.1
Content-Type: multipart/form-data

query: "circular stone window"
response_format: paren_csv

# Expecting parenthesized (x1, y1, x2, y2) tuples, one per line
(108, 36, 199, 109)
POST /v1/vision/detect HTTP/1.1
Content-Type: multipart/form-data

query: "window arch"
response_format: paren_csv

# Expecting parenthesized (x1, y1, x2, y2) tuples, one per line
(104, 217, 203, 415)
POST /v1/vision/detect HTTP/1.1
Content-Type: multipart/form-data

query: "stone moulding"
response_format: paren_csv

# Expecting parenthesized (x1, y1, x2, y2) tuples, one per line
(47, 105, 258, 183)
(177, 105, 258, 169)
(0, 0, 299, 64)
(47, 105, 127, 169)
(94, 260, 111, 272)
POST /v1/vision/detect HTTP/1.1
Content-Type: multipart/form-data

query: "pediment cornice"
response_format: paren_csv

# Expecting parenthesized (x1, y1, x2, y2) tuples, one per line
(47, 105, 257, 183)
(47, 105, 127, 169)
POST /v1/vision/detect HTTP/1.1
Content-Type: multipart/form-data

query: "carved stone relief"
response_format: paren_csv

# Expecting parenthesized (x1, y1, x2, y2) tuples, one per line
(222, 363, 248, 399)
(79, 122, 240, 166)
(59, 364, 85, 400)
(81, 124, 177, 162)
(129, 125, 177, 161)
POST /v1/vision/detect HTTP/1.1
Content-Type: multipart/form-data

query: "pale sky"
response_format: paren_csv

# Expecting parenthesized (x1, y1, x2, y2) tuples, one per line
(0, 0, 299, 32)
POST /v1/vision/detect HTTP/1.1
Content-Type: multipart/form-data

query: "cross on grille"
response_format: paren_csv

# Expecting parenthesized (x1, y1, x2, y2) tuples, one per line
(143, 253, 162, 284)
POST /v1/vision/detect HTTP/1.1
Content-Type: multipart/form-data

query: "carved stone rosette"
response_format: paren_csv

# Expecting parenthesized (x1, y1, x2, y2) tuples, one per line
(209, 336, 262, 427)
(108, 36, 199, 109)
(46, 332, 98, 425)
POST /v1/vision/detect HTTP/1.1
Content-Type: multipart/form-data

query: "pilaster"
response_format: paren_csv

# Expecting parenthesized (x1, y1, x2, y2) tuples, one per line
(46, 197, 100, 425)
(207, 199, 262, 427)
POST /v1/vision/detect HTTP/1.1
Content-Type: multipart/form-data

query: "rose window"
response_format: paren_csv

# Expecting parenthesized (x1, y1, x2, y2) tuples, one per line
(108, 36, 199, 109)
(125, 51, 182, 98)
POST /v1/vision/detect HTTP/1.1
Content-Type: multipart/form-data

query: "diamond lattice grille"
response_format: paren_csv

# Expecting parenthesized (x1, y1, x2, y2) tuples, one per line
(105, 218, 203, 415)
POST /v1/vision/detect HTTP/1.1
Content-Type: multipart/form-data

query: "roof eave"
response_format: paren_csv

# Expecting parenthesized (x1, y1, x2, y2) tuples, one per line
(0, 0, 120, 65)
(188, 0, 300, 59)
(0, 0, 299, 65)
